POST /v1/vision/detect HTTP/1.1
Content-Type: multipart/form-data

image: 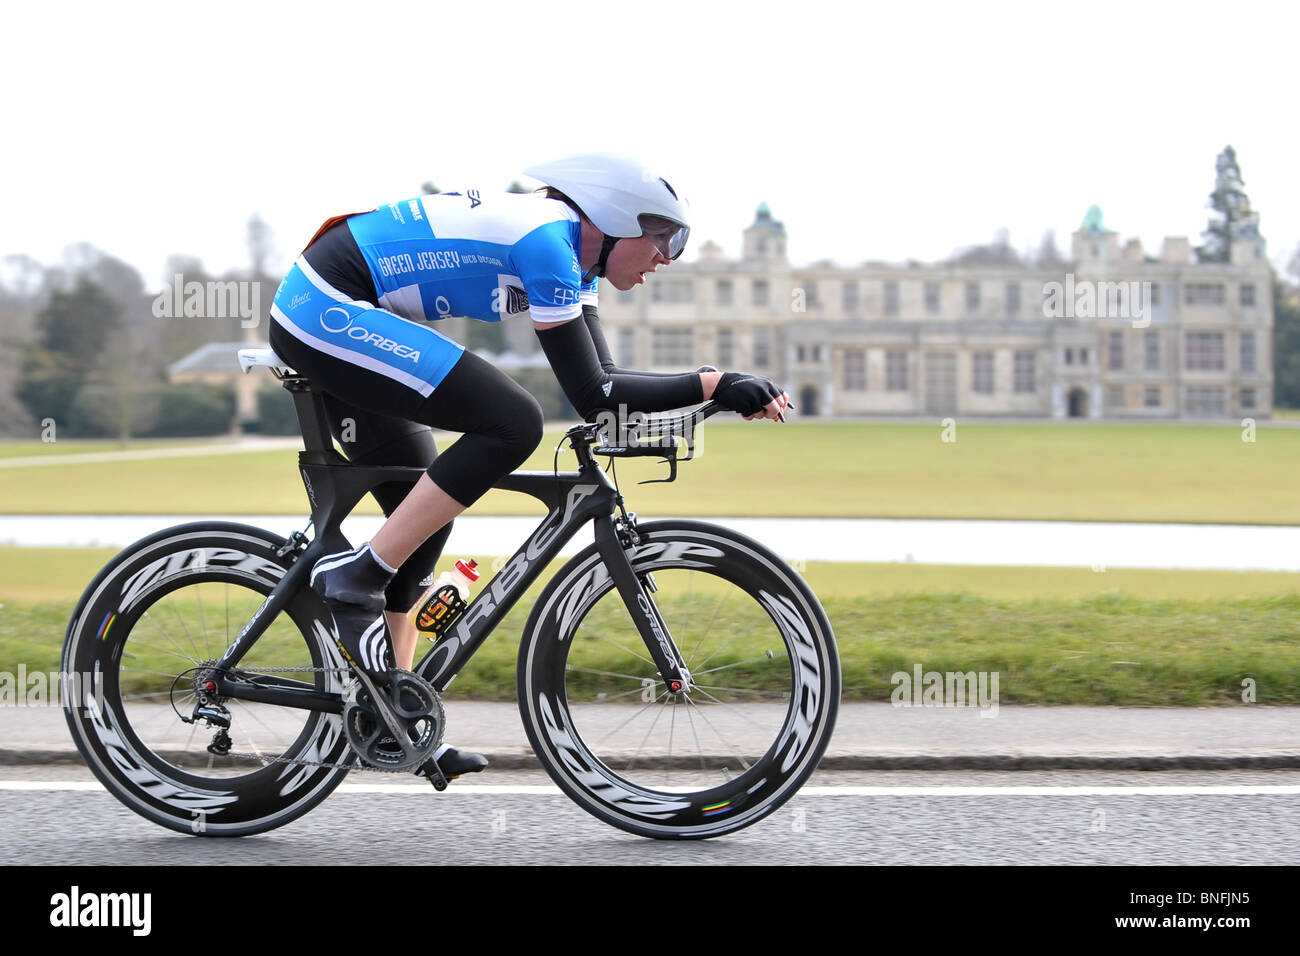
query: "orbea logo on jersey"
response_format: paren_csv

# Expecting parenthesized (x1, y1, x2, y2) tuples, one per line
(319, 307, 421, 363)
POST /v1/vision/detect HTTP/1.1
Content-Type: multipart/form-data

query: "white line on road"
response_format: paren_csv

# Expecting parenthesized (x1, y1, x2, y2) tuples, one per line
(5, 781, 1300, 796)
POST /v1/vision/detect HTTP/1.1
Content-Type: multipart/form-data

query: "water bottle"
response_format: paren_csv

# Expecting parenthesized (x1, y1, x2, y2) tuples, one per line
(408, 559, 479, 639)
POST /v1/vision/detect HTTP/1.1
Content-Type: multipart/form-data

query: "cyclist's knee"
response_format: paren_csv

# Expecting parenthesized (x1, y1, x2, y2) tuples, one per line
(508, 391, 545, 458)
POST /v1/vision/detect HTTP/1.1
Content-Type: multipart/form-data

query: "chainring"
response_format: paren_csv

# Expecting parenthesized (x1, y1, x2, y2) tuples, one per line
(343, 669, 444, 774)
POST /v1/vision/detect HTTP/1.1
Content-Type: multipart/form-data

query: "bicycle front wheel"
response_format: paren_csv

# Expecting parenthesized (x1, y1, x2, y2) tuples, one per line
(517, 520, 840, 839)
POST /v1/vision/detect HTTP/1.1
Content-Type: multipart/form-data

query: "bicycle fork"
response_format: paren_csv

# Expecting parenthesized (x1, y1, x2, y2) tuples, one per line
(593, 513, 693, 694)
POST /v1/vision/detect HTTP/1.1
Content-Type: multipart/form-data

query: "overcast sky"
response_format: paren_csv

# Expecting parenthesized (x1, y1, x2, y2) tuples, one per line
(3, 0, 1296, 288)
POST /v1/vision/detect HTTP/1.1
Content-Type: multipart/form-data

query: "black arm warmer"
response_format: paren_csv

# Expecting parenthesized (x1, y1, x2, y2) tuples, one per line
(583, 305, 618, 371)
(580, 305, 706, 382)
(535, 312, 704, 420)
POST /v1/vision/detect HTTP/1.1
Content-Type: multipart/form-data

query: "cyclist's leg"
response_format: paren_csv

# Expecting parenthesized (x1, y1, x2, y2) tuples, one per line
(270, 259, 465, 677)
(269, 259, 543, 670)
(269, 257, 538, 778)
(319, 395, 453, 668)
(368, 349, 544, 565)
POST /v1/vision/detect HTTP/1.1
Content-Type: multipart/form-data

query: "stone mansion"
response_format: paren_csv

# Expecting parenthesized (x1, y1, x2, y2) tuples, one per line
(595, 204, 1274, 419)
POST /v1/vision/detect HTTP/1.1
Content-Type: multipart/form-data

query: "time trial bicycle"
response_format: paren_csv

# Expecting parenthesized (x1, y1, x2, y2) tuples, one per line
(61, 347, 840, 839)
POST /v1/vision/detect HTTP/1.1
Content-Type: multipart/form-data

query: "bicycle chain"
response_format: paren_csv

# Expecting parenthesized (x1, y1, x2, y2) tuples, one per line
(209, 665, 433, 775)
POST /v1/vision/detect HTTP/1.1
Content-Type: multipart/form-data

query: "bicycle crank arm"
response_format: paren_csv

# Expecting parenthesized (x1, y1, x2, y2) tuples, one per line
(592, 516, 692, 693)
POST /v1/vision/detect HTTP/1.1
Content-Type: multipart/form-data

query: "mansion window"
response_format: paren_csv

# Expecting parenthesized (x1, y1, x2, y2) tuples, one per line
(1185, 332, 1225, 371)
(1013, 351, 1036, 392)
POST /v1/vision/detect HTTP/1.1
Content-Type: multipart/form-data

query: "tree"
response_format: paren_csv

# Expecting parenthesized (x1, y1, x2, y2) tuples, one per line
(1273, 250, 1300, 410)
(1197, 146, 1260, 263)
(1034, 229, 1063, 266)
(950, 229, 1021, 266)
(246, 212, 274, 280)
(17, 279, 122, 425)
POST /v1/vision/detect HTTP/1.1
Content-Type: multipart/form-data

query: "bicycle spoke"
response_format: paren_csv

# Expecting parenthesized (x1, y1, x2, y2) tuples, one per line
(195, 582, 210, 662)
(688, 686, 786, 734)
(120, 690, 183, 701)
(667, 697, 678, 788)
(119, 664, 195, 681)
(681, 695, 754, 772)
(689, 625, 751, 675)
(590, 688, 672, 748)
(678, 570, 694, 657)
(691, 651, 777, 678)
(685, 587, 734, 669)
(139, 612, 204, 668)
(587, 629, 657, 668)
(691, 682, 784, 698)
(229, 699, 294, 750)
(682, 699, 710, 773)
(623, 692, 672, 772)
(565, 664, 657, 684)
(583, 684, 657, 703)
(168, 596, 200, 661)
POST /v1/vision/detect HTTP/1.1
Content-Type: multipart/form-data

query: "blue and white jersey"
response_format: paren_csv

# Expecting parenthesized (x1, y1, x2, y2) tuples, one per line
(346, 191, 599, 325)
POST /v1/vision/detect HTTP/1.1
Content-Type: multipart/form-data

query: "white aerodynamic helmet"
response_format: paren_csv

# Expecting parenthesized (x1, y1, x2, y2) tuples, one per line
(524, 153, 691, 264)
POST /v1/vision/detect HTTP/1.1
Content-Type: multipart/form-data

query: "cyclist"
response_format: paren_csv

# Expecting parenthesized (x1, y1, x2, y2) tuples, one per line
(267, 153, 790, 778)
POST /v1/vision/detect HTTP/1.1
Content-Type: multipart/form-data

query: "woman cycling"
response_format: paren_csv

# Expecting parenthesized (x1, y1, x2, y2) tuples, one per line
(266, 153, 790, 778)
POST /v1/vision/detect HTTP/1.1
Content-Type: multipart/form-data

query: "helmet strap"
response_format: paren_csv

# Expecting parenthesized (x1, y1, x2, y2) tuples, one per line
(582, 234, 620, 283)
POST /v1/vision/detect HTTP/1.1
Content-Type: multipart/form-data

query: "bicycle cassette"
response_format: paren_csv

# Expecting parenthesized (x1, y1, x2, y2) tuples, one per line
(343, 670, 444, 774)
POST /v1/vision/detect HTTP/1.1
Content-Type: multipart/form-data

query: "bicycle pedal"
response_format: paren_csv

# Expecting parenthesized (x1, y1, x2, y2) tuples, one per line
(417, 758, 450, 791)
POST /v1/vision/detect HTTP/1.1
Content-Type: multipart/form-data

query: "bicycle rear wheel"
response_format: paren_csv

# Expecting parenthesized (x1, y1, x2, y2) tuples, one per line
(62, 522, 352, 836)
(517, 520, 839, 839)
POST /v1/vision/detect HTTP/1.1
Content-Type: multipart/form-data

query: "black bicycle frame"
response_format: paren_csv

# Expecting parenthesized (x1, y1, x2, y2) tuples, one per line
(209, 375, 692, 712)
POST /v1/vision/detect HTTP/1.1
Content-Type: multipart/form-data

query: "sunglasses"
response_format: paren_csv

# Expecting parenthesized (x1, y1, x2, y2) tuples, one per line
(637, 214, 690, 260)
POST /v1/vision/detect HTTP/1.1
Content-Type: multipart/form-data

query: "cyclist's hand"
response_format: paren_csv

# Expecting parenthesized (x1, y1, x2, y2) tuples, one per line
(713, 371, 790, 421)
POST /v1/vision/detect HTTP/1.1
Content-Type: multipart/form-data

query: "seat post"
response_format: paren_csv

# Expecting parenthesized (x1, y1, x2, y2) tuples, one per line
(284, 378, 340, 462)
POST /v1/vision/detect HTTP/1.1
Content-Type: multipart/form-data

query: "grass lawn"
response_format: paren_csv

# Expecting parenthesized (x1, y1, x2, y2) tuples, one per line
(2, 421, 1299, 523)
(3, 546, 1295, 705)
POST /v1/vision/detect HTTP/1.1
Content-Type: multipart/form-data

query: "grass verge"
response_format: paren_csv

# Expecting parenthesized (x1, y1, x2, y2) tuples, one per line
(4, 547, 1295, 706)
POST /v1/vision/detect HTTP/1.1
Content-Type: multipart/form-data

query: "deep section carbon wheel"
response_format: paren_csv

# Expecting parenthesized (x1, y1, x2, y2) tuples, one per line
(517, 520, 839, 839)
(62, 522, 352, 836)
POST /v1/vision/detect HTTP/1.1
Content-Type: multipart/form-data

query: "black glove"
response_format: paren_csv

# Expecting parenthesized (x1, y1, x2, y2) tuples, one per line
(713, 371, 784, 416)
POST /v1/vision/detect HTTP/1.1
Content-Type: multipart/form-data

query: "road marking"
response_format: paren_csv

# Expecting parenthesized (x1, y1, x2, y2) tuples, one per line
(4, 781, 1300, 796)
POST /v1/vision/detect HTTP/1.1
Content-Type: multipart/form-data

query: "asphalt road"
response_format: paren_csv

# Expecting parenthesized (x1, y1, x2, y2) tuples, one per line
(5, 765, 1299, 866)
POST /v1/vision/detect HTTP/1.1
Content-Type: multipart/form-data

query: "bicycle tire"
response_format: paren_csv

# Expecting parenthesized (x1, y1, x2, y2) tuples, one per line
(517, 519, 840, 839)
(61, 521, 353, 836)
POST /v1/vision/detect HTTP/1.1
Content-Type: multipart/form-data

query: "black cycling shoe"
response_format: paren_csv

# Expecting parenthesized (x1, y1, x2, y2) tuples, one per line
(433, 745, 489, 779)
(377, 742, 487, 780)
(311, 543, 396, 678)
